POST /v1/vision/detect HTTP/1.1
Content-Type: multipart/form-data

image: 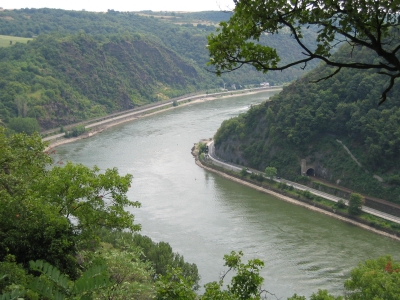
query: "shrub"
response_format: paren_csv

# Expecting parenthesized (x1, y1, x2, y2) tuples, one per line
(348, 193, 364, 215)
(8, 117, 40, 135)
(336, 199, 346, 209)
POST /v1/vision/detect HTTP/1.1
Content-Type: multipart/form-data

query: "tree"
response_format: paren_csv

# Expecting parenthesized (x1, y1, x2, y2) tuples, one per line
(156, 267, 197, 300)
(288, 290, 342, 300)
(7, 117, 40, 135)
(264, 166, 277, 180)
(202, 251, 267, 300)
(240, 167, 248, 177)
(348, 193, 364, 215)
(344, 255, 400, 299)
(0, 129, 140, 278)
(34, 161, 141, 239)
(207, 0, 400, 104)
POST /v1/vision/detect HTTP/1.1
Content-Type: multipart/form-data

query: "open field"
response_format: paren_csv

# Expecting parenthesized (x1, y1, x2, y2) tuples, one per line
(0, 35, 32, 47)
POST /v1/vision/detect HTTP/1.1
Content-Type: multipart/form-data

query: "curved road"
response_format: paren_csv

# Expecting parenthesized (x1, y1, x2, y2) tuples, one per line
(207, 141, 400, 224)
(43, 87, 281, 142)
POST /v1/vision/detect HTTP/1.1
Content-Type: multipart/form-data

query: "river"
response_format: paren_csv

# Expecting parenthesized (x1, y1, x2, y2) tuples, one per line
(52, 91, 400, 298)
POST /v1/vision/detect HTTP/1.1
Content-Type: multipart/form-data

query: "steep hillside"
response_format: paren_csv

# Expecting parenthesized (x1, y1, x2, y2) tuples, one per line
(214, 44, 400, 203)
(0, 8, 320, 87)
(0, 33, 199, 129)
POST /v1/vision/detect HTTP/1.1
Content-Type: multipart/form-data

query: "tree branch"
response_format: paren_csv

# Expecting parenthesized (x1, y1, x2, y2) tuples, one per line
(311, 67, 342, 83)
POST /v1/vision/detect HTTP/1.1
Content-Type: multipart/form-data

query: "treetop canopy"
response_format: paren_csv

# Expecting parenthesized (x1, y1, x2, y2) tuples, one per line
(207, 0, 400, 104)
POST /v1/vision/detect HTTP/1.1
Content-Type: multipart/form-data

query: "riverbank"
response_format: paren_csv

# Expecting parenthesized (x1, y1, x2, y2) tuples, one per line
(45, 87, 281, 151)
(192, 144, 400, 242)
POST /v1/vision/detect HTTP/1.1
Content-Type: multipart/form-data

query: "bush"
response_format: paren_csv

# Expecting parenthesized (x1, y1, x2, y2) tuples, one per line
(65, 125, 85, 138)
(255, 173, 264, 182)
(240, 168, 248, 177)
(336, 199, 346, 209)
(198, 142, 207, 155)
(278, 182, 288, 190)
(348, 193, 364, 215)
(302, 190, 314, 200)
(7, 117, 40, 135)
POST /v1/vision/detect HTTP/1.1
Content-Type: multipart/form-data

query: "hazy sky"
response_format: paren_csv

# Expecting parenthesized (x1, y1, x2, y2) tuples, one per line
(4, 1, 235, 12)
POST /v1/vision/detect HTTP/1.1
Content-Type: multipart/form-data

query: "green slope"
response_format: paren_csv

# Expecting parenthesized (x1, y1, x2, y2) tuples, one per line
(0, 33, 200, 129)
(0, 34, 32, 47)
(213, 44, 400, 203)
(0, 8, 322, 130)
(0, 8, 320, 86)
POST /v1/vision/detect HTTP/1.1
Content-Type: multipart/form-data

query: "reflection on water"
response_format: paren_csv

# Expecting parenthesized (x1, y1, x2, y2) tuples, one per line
(53, 91, 400, 298)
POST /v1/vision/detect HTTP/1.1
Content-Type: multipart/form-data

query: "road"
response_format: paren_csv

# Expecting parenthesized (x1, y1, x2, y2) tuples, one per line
(207, 141, 400, 224)
(43, 86, 281, 142)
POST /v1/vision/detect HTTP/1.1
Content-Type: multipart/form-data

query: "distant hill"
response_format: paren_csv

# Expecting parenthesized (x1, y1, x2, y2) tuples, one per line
(0, 8, 321, 130)
(213, 44, 400, 203)
(0, 8, 320, 85)
(0, 33, 199, 129)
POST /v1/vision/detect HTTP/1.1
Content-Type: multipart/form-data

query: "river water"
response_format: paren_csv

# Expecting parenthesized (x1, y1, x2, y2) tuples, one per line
(52, 91, 400, 298)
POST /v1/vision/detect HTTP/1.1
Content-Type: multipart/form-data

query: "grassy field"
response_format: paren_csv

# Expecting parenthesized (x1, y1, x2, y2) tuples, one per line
(0, 35, 32, 47)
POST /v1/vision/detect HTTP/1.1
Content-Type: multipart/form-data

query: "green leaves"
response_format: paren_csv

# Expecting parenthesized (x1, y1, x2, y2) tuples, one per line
(264, 166, 277, 179)
(0, 130, 140, 279)
(344, 256, 400, 300)
(202, 251, 265, 300)
(348, 193, 364, 215)
(207, 0, 400, 102)
(36, 162, 140, 234)
(28, 260, 111, 300)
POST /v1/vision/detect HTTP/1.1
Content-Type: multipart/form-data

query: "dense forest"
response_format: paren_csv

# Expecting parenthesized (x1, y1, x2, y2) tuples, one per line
(0, 33, 200, 129)
(214, 43, 400, 203)
(0, 8, 321, 130)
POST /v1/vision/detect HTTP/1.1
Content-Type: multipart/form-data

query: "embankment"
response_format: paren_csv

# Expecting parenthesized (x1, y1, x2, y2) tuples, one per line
(44, 87, 280, 151)
(192, 146, 400, 242)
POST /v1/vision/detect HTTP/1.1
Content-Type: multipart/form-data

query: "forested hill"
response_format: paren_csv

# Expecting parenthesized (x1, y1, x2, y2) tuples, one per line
(0, 33, 200, 129)
(0, 8, 321, 130)
(213, 44, 400, 203)
(0, 8, 320, 85)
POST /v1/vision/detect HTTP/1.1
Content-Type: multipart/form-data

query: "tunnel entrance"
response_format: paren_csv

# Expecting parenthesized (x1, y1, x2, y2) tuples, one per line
(306, 168, 315, 176)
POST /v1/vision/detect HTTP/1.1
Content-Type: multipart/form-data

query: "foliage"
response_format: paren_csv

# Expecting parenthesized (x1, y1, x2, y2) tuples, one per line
(264, 166, 277, 179)
(91, 248, 155, 300)
(348, 193, 364, 216)
(0, 129, 77, 277)
(288, 290, 342, 300)
(213, 41, 400, 203)
(156, 267, 197, 300)
(240, 168, 248, 177)
(65, 125, 85, 138)
(0, 33, 200, 130)
(336, 200, 346, 209)
(7, 117, 40, 135)
(0, 256, 32, 296)
(96, 229, 200, 289)
(207, 0, 400, 103)
(202, 251, 266, 300)
(28, 259, 111, 300)
(0, 129, 140, 278)
(35, 161, 140, 236)
(0, 8, 323, 130)
(344, 255, 400, 300)
(198, 142, 207, 155)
